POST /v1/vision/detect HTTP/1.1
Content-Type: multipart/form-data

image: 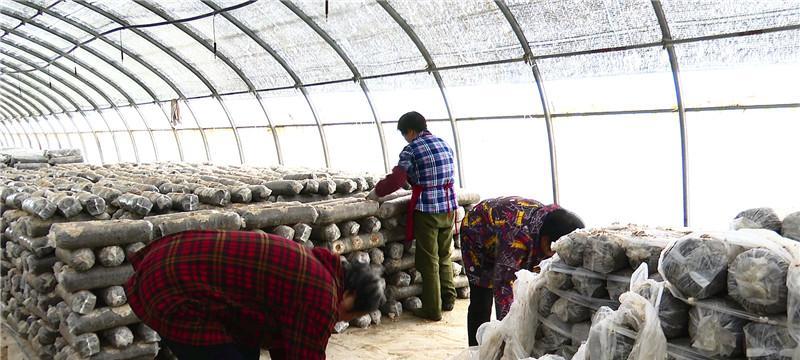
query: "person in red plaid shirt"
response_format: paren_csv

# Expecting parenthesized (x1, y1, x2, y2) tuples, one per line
(368, 111, 458, 321)
(124, 230, 385, 360)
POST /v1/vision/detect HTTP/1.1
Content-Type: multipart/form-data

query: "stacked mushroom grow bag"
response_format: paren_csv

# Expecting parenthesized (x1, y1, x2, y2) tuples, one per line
(475, 221, 800, 360)
(0, 162, 479, 359)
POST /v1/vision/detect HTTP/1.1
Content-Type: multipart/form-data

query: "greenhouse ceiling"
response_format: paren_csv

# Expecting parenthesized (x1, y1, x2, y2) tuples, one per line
(0, 0, 799, 229)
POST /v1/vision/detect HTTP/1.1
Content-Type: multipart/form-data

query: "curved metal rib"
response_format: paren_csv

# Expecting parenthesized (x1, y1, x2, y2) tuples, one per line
(1, 73, 82, 150)
(495, 0, 560, 204)
(652, 0, 689, 226)
(2, 59, 99, 161)
(201, 0, 327, 166)
(377, 1, 466, 186)
(1, 40, 122, 162)
(0, 85, 45, 149)
(0, 78, 66, 148)
(2, 24, 141, 161)
(281, 0, 390, 172)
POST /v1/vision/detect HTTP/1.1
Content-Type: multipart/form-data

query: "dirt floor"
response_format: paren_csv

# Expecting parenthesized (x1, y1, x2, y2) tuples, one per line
(0, 300, 471, 360)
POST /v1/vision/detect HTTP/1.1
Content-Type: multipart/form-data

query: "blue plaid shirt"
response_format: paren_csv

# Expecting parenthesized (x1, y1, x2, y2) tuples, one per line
(398, 131, 458, 214)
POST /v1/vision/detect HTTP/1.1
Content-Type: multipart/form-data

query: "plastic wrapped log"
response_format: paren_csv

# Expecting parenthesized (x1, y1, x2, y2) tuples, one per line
(311, 179, 333, 196)
(59, 325, 101, 358)
(276, 194, 334, 203)
(625, 243, 663, 275)
(381, 300, 402, 319)
(369, 309, 382, 326)
(358, 216, 381, 234)
(74, 193, 106, 217)
(49, 220, 153, 249)
(350, 313, 372, 329)
(582, 232, 628, 274)
(333, 321, 349, 334)
(632, 281, 689, 339)
(101, 326, 134, 348)
(249, 185, 272, 202)
(58, 264, 134, 293)
(338, 221, 360, 236)
(48, 155, 83, 165)
(167, 192, 198, 212)
(25, 272, 57, 293)
(585, 313, 634, 360)
(238, 204, 319, 230)
(114, 194, 153, 216)
(315, 200, 379, 225)
(333, 179, 357, 194)
(660, 236, 742, 299)
(347, 251, 370, 265)
(118, 211, 144, 221)
(134, 323, 160, 343)
(782, 211, 800, 241)
(328, 231, 387, 255)
(19, 213, 105, 239)
(55, 285, 96, 315)
(159, 183, 189, 194)
(96, 246, 125, 268)
(552, 230, 589, 267)
(606, 268, 633, 302)
(386, 242, 404, 260)
(99, 286, 127, 307)
(140, 191, 171, 213)
(385, 275, 468, 301)
(452, 262, 463, 277)
(124, 243, 145, 259)
(23, 196, 58, 219)
(193, 187, 231, 206)
(146, 210, 243, 238)
(49, 194, 83, 218)
(301, 179, 319, 194)
(311, 223, 341, 243)
(229, 186, 252, 203)
(264, 180, 303, 195)
(66, 304, 139, 335)
(571, 273, 608, 299)
(545, 269, 573, 292)
(743, 322, 798, 360)
(36, 324, 59, 345)
(456, 285, 470, 299)
(25, 255, 58, 275)
(293, 223, 312, 243)
(732, 207, 782, 233)
(403, 296, 422, 310)
(384, 254, 416, 274)
(378, 196, 409, 219)
(6, 192, 32, 209)
(387, 272, 411, 287)
(551, 297, 591, 323)
(369, 248, 385, 265)
(90, 186, 122, 204)
(688, 299, 748, 357)
(539, 288, 561, 317)
(14, 162, 49, 170)
(270, 225, 295, 240)
(727, 248, 789, 315)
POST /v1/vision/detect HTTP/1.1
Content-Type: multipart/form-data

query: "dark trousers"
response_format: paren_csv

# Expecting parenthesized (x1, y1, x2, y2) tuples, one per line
(467, 283, 493, 346)
(159, 338, 260, 360)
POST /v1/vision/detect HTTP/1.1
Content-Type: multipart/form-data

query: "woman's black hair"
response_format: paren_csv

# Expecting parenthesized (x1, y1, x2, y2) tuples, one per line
(540, 208, 585, 242)
(397, 111, 427, 134)
(342, 261, 386, 312)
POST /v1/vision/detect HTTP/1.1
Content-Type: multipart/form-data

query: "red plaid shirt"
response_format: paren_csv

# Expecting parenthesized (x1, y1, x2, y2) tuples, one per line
(124, 230, 343, 359)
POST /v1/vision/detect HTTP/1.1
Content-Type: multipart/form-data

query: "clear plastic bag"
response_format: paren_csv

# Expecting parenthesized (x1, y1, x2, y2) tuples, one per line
(477, 266, 549, 360)
(582, 231, 628, 274)
(572, 272, 609, 299)
(606, 269, 634, 302)
(631, 280, 689, 339)
(552, 297, 591, 324)
(586, 306, 634, 360)
(732, 207, 783, 233)
(728, 247, 790, 315)
(688, 298, 748, 357)
(553, 230, 589, 267)
(659, 234, 744, 299)
(783, 211, 800, 242)
(539, 288, 561, 317)
(743, 322, 799, 360)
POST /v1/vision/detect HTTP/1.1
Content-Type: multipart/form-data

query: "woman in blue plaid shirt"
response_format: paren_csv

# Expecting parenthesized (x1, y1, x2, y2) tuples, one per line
(371, 111, 458, 321)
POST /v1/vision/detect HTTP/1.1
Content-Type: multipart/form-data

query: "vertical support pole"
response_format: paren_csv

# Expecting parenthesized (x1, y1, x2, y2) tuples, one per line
(652, 0, 690, 227)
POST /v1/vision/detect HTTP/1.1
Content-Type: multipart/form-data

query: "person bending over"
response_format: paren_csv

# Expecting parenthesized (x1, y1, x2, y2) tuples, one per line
(124, 230, 385, 360)
(460, 197, 584, 346)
